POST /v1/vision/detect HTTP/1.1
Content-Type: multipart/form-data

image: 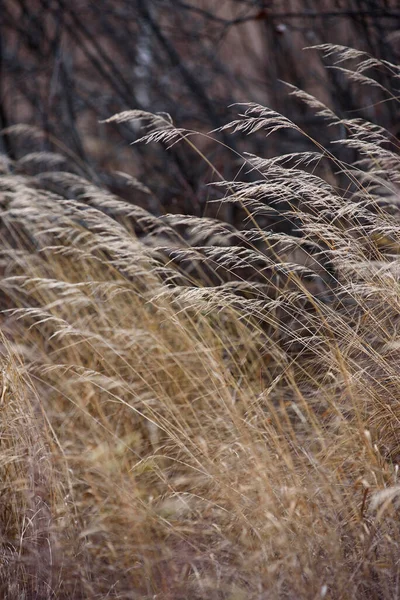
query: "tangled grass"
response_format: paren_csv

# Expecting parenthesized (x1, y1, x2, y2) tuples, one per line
(1, 46, 400, 598)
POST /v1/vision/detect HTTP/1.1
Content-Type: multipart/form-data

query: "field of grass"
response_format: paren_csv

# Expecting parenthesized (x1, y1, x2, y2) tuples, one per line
(1, 47, 400, 599)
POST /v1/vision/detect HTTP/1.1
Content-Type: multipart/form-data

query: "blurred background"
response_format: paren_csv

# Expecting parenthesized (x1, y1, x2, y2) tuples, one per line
(1, 0, 400, 222)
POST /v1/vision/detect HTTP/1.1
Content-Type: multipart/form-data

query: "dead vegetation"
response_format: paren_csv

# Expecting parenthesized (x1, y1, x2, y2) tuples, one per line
(0, 46, 400, 599)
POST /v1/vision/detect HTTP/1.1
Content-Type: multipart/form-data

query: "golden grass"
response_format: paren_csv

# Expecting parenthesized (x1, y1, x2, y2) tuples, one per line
(1, 46, 400, 599)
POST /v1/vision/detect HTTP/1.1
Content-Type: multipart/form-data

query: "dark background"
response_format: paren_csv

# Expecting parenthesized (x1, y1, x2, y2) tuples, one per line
(1, 0, 400, 222)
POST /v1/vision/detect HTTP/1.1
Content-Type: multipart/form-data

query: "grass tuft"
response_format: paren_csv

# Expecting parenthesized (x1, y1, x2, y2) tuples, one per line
(1, 47, 400, 598)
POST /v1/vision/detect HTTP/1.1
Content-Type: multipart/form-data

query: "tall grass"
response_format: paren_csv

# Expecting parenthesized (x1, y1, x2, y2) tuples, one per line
(1, 46, 400, 599)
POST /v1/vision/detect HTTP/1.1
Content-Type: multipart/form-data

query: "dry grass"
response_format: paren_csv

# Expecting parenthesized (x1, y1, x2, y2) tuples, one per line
(1, 47, 400, 599)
